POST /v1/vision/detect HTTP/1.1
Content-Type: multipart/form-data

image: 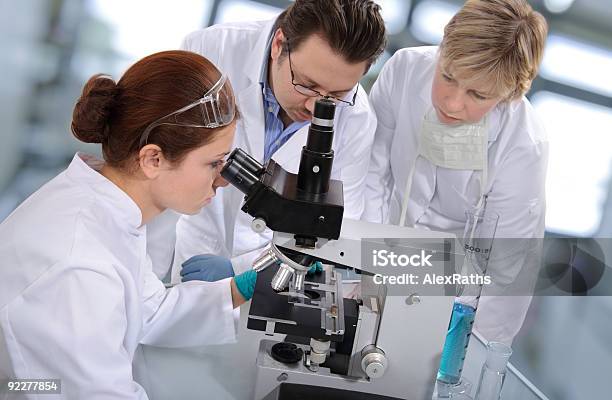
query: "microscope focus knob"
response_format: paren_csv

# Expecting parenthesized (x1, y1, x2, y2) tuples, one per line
(251, 218, 267, 233)
(361, 346, 388, 379)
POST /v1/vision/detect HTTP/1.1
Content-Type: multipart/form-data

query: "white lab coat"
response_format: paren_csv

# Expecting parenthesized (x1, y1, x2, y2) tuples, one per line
(0, 154, 237, 400)
(168, 19, 377, 280)
(364, 47, 549, 344)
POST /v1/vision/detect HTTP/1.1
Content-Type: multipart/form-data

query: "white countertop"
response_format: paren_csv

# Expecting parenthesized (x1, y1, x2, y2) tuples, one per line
(135, 304, 548, 400)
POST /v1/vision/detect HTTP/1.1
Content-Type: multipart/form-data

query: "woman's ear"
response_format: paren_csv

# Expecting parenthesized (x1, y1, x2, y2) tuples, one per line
(138, 144, 166, 179)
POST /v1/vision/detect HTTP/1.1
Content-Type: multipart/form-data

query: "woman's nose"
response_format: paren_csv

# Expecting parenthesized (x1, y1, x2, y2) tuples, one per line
(444, 87, 465, 113)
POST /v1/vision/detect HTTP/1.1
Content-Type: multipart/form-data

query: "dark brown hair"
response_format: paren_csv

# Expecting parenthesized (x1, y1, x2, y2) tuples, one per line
(71, 50, 236, 170)
(274, 0, 387, 71)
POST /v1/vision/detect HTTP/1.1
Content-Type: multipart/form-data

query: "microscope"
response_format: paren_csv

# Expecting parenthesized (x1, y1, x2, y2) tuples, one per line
(221, 100, 457, 400)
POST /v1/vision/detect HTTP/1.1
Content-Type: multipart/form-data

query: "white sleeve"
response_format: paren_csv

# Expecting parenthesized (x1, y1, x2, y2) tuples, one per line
(139, 269, 238, 348)
(362, 59, 398, 224)
(230, 246, 267, 275)
(482, 137, 548, 285)
(171, 206, 230, 284)
(475, 130, 549, 344)
(146, 209, 180, 280)
(3, 266, 147, 399)
(334, 85, 377, 220)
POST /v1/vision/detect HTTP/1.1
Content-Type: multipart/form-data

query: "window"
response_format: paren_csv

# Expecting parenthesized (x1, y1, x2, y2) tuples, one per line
(532, 91, 612, 236)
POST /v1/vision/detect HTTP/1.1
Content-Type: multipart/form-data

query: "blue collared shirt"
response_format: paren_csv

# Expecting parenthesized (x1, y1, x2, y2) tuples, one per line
(259, 36, 308, 162)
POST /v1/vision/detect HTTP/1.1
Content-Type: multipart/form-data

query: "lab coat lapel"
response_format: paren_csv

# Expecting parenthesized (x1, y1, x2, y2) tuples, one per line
(230, 20, 274, 252)
(236, 84, 266, 163)
(234, 19, 277, 163)
(272, 125, 309, 174)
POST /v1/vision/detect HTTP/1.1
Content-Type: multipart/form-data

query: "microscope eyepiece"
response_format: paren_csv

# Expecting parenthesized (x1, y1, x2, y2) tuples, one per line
(229, 148, 265, 177)
(310, 99, 335, 132)
(297, 98, 336, 194)
(221, 148, 265, 196)
(218, 97, 344, 245)
(221, 159, 258, 195)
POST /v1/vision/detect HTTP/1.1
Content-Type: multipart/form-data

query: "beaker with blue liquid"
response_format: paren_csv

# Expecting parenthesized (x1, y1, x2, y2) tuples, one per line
(436, 208, 498, 397)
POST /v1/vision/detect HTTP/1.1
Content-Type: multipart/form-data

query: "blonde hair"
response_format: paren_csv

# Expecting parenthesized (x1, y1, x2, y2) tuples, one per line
(439, 0, 548, 101)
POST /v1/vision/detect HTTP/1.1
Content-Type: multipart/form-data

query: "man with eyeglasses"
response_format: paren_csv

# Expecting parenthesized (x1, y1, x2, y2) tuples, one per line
(149, 0, 387, 282)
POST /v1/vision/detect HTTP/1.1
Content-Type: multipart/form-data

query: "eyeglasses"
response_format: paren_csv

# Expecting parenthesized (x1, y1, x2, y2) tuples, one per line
(140, 74, 235, 147)
(286, 42, 357, 107)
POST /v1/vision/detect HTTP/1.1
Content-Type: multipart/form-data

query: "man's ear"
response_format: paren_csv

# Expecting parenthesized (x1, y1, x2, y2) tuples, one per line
(270, 28, 285, 61)
(138, 144, 166, 179)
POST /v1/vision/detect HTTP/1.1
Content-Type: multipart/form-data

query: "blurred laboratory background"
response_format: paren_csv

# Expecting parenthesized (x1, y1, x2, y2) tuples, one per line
(0, 0, 610, 398)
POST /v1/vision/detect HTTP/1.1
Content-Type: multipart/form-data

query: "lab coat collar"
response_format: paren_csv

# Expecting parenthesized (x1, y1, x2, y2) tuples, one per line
(244, 18, 278, 86)
(65, 153, 144, 234)
(236, 18, 279, 163)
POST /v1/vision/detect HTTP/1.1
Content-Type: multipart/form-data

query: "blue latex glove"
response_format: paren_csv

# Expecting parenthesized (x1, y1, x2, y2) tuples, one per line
(234, 269, 257, 300)
(307, 261, 323, 276)
(181, 254, 235, 282)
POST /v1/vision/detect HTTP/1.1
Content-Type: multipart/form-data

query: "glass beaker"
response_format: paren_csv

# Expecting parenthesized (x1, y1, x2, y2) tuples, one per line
(436, 208, 499, 396)
(474, 342, 512, 400)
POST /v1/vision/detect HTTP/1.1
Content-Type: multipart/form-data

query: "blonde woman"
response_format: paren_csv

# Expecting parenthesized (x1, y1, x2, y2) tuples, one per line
(364, 0, 548, 344)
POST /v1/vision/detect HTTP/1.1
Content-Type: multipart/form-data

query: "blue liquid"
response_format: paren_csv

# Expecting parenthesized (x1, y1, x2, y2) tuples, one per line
(437, 302, 476, 384)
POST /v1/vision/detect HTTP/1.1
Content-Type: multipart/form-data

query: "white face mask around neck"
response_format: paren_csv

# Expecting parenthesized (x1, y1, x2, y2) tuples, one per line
(398, 108, 489, 227)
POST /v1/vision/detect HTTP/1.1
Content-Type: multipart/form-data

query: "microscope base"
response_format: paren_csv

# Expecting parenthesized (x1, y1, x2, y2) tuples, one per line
(253, 339, 405, 400)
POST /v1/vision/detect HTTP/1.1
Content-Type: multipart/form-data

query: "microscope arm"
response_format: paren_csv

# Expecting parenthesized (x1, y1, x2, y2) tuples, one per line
(271, 217, 457, 275)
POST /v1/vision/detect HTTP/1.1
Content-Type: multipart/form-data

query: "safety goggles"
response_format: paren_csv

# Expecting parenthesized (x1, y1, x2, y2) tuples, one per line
(140, 74, 235, 146)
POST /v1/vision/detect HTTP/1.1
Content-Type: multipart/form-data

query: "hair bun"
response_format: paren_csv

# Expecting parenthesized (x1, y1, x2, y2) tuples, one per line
(71, 74, 119, 144)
